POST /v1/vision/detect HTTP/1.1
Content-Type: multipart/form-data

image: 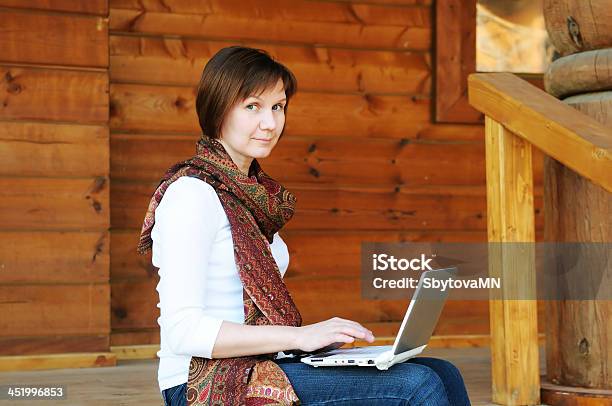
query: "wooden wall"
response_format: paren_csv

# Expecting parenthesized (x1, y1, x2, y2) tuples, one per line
(0, 0, 546, 361)
(0, 1, 113, 360)
(108, 0, 545, 348)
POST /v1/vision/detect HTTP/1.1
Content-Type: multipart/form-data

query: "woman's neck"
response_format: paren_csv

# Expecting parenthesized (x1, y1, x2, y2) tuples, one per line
(218, 139, 253, 175)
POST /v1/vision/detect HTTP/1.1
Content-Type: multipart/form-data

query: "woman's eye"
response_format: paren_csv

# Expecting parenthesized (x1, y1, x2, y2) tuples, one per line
(246, 103, 284, 111)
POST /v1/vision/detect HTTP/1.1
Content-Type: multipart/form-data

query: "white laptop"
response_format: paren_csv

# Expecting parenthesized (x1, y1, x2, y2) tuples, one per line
(300, 267, 457, 370)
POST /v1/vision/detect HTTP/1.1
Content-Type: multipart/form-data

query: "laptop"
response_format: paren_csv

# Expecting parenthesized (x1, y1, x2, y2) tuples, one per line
(300, 267, 457, 370)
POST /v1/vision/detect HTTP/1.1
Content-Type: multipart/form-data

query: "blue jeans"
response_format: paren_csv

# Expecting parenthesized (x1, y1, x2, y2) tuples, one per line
(161, 357, 470, 405)
(162, 381, 186, 406)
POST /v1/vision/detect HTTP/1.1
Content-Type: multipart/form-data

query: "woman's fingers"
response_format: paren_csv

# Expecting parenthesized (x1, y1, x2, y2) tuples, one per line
(338, 326, 374, 341)
(331, 319, 373, 339)
(334, 334, 355, 343)
(335, 318, 372, 334)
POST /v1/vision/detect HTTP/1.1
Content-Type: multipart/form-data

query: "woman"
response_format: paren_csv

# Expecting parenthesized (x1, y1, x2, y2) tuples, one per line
(137, 46, 471, 406)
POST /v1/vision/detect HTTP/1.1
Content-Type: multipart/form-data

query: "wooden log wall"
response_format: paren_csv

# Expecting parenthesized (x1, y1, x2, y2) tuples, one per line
(108, 0, 546, 348)
(0, 1, 113, 363)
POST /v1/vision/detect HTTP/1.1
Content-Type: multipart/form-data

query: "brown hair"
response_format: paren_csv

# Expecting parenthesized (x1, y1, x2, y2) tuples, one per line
(195, 46, 298, 140)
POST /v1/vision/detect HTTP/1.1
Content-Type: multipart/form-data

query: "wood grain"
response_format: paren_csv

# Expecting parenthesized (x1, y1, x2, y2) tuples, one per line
(109, 4, 430, 50)
(543, 0, 612, 56)
(0, 9, 108, 67)
(544, 85, 612, 391)
(0, 284, 110, 338)
(109, 36, 431, 94)
(111, 0, 430, 26)
(0, 122, 109, 177)
(0, 177, 109, 230)
(0, 352, 116, 371)
(0, 231, 108, 284)
(0, 66, 109, 124)
(485, 117, 540, 405)
(564, 92, 612, 128)
(0, 335, 110, 356)
(0, 0, 108, 15)
(435, 0, 480, 123)
(545, 49, 612, 98)
(469, 73, 612, 192)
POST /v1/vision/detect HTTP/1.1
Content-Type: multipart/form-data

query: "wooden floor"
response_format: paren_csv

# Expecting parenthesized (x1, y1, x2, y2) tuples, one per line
(0, 347, 546, 405)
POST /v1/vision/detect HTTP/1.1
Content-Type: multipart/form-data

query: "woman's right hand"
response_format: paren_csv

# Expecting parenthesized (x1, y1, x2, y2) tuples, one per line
(292, 317, 375, 353)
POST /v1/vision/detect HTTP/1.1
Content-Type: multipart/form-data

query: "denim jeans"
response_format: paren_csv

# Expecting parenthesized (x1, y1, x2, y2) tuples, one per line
(161, 357, 470, 405)
(162, 381, 186, 406)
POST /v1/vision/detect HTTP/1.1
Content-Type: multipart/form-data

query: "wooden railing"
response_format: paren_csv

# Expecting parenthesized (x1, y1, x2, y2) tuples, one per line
(467, 73, 612, 405)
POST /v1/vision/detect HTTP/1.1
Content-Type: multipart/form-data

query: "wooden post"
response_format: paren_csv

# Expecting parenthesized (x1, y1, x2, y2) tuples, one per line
(485, 117, 540, 405)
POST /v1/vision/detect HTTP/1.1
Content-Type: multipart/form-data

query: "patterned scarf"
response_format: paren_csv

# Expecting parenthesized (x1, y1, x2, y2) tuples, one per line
(137, 136, 302, 405)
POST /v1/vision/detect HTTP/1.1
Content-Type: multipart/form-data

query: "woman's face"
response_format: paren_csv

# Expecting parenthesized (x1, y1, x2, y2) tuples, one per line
(218, 78, 287, 174)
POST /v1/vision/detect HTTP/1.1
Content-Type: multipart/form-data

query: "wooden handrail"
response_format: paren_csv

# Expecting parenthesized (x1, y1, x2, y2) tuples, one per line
(469, 72, 612, 192)
(468, 72, 611, 405)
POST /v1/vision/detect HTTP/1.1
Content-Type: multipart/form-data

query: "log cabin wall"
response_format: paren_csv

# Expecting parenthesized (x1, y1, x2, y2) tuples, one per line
(0, 1, 111, 358)
(104, 0, 547, 348)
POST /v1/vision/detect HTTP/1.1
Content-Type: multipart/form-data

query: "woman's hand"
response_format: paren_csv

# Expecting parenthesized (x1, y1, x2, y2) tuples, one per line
(292, 317, 375, 353)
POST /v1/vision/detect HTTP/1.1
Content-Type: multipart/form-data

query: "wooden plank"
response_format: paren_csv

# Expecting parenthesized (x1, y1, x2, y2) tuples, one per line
(0, 66, 109, 124)
(287, 186, 541, 231)
(0, 352, 116, 372)
(0, 335, 109, 356)
(109, 7, 430, 51)
(110, 181, 155, 230)
(109, 36, 431, 94)
(110, 0, 430, 27)
(435, 0, 480, 123)
(111, 230, 156, 280)
(415, 124, 484, 142)
(110, 84, 430, 137)
(323, 0, 431, 5)
(0, 284, 110, 337)
(110, 179, 544, 231)
(0, 231, 108, 284)
(0, 122, 109, 177)
(0, 9, 108, 67)
(485, 117, 540, 405)
(111, 328, 159, 346)
(0, 0, 108, 15)
(111, 344, 159, 360)
(109, 134, 485, 185)
(0, 177, 109, 230)
(469, 73, 612, 192)
(111, 280, 157, 330)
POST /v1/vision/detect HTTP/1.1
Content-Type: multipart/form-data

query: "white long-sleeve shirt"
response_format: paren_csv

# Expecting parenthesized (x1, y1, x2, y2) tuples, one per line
(151, 176, 290, 392)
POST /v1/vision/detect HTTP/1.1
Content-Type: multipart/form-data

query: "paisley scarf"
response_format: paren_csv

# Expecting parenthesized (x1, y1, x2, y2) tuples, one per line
(137, 136, 302, 405)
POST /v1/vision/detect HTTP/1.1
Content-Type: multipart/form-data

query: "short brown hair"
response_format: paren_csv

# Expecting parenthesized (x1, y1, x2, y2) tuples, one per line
(195, 46, 298, 140)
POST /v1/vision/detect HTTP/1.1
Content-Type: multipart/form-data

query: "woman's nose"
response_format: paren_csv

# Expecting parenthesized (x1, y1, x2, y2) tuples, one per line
(259, 110, 277, 131)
